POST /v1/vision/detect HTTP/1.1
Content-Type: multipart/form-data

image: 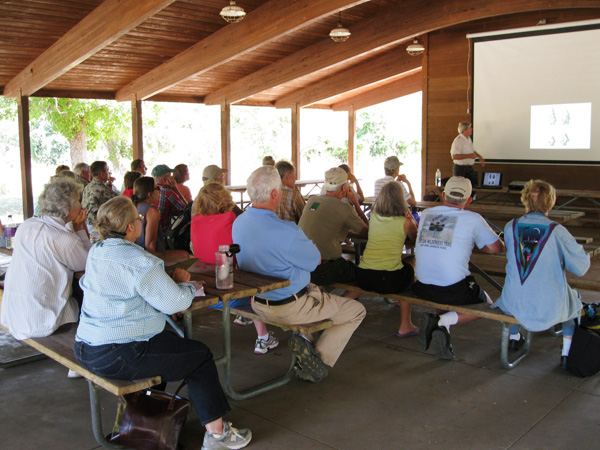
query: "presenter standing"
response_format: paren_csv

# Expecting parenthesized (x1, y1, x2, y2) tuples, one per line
(450, 122, 485, 188)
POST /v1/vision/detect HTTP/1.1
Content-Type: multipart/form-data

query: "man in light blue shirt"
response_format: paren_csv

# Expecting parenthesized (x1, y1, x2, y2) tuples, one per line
(233, 166, 366, 383)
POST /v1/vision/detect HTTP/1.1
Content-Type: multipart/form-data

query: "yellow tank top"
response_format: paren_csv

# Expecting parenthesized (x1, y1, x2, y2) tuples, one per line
(359, 214, 407, 271)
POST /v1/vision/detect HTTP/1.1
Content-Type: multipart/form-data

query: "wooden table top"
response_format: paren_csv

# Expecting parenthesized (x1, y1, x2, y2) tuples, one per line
(187, 260, 290, 302)
(556, 189, 600, 199)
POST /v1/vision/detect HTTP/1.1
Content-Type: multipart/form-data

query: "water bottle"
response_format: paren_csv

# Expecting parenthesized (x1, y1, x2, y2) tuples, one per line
(215, 245, 234, 290)
(4, 215, 17, 250)
(435, 168, 442, 187)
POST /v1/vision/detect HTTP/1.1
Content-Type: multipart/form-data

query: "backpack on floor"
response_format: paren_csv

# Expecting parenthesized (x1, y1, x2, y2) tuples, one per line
(566, 325, 600, 378)
(165, 203, 192, 252)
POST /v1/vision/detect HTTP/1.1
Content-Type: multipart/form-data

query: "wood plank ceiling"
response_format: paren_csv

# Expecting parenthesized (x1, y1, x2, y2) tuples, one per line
(1, 0, 599, 111)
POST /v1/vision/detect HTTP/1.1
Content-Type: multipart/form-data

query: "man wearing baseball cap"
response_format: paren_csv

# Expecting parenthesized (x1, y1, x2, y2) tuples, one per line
(202, 164, 227, 186)
(373, 156, 416, 206)
(299, 167, 368, 287)
(152, 164, 188, 232)
(413, 176, 505, 360)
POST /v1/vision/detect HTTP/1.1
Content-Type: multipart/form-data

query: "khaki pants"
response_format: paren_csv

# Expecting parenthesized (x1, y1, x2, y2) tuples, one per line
(252, 283, 366, 367)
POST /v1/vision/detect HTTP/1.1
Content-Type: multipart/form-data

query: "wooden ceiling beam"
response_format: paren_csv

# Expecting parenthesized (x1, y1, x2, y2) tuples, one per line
(3, 0, 176, 98)
(115, 0, 368, 102)
(275, 50, 421, 108)
(204, 0, 600, 106)
(330, 70, 422, 111)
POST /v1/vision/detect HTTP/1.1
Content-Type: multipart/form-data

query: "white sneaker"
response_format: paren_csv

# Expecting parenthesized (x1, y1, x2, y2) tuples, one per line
(233, 315, 253, 326)
(67, 369, 82, 379)
(202, 421, 252, 450)
(254, 332, 279, 354)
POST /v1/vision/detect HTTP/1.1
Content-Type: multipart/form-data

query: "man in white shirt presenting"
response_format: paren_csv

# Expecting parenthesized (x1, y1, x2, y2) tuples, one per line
(450, 121, 486, 188)
(413, 177, 504, 359)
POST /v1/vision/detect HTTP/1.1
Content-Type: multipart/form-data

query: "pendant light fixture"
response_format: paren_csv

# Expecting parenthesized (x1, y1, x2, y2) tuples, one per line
(329, 12, 351, 42)
(220, 1, 246, 23)
(406, 38, 425, 56)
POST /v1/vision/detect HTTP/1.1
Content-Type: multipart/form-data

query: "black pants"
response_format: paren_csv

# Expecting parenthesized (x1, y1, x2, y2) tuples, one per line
(453, 165, 478, 188)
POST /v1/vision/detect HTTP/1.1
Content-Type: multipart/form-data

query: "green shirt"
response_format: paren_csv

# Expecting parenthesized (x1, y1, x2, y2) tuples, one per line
(359, 214, 407, 271)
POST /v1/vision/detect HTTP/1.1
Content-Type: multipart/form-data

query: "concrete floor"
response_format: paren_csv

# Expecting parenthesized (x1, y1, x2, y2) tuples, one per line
(1, 284, 600, 450)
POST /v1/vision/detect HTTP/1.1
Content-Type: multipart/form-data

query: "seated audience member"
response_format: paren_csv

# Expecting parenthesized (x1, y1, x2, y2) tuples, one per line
(357, 182, 419, 337)
(202, 164, 227, 186)
(55, 164, 70, 175)
(262, 155, 275, 166)
(73, 162, 91, 187)
(131, 176, 188, 258)
(121, 170, 142, 198)
(1, 178, 91, 341)
(151, 164, 188, 232)
(82, 160, 118, 229)
(233, 166, 366, 382)
(414, 176, 505, 359)
(131, 158, 148, 175)
(56, 170, 76, 179)
(374, 156, 416, 206)
(191, 183, 278, 354)
(74, 197, 251, 449)
(319, 164, 364, 204)
(274, 160, 305, 224)
(494, 180, 590, 367)
(174, 163, 193, 202)
(298, 167, 368, 287)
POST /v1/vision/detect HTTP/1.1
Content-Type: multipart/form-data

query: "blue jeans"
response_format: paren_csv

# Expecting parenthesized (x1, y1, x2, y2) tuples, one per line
(74, 330, 231, 426)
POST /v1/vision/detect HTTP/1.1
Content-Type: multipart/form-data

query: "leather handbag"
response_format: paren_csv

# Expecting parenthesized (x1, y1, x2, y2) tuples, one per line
(110, 382, 191, 450)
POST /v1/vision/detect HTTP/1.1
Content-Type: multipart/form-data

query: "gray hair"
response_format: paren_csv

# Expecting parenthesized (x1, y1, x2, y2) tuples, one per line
(373, 182, 409, 217)
(458, 122, 472, 134)
(247, 166, 281, 204)
(38, 178, 82, 220)
(73, 162, 89, 177)
(262, 155, 275, 165)
(56, 170, 76, 179)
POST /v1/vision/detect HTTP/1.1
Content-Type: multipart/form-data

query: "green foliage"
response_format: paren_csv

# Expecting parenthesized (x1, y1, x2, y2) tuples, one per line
(303, 137, 348, 162)
(356, 110, 420, 158)
(0, 97, 17, 120)
(31, 119, 69, 165)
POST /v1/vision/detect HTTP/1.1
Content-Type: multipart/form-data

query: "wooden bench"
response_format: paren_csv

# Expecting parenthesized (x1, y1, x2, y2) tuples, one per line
(330, 281, 533, 369)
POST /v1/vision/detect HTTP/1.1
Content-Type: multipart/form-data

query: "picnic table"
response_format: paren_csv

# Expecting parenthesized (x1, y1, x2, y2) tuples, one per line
(554, 189, 600, 210)
(168, 259, 292, 400)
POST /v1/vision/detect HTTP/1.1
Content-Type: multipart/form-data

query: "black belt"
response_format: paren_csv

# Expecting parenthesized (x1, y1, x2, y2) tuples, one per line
(254, 286, 308, 306)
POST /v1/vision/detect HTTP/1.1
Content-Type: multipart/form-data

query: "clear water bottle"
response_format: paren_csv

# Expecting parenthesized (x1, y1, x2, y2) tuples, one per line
(435, 169, 442, 187)
(215, 245, 234, 290)
(4, 215, 17, 250)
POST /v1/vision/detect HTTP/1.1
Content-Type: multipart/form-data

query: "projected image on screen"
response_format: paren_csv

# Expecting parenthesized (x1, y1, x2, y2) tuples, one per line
(530, 103, 592, 150)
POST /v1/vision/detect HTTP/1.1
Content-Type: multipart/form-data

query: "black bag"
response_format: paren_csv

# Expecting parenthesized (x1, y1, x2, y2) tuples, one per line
(422, 190, 440, 202)
(110, 382, 191, 450)
(166, 203, 192, 251)
(566, 326, 600, 378)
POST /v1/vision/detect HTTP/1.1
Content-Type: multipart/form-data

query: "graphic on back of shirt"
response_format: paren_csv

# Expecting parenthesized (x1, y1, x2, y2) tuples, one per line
(512, 221, 557, 284)
(418, 213, 458, 249)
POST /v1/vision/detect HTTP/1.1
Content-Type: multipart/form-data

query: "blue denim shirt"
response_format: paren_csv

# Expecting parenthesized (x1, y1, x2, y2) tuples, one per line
(76, 239, 195, 345)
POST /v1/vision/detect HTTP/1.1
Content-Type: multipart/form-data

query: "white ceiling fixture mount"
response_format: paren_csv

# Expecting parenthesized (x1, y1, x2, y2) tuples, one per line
(406, 38, 425, 56)
(329, 12, 351, 42)
(220, 1, 246, 23)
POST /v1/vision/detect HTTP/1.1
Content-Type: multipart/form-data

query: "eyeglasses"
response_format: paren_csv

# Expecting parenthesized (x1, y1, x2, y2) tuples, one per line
(137, 213, 145, 221)
(153, 186, 161, 191)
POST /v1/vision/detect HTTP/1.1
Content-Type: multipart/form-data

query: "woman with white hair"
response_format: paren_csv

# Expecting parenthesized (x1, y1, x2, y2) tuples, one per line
(74, 197, 251, 449)
(494, 180, 590, 367)
(1, 178, 91, 340)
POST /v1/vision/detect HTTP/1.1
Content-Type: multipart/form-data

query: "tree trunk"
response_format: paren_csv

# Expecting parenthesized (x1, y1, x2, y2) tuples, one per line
(69, 120, 87, 165)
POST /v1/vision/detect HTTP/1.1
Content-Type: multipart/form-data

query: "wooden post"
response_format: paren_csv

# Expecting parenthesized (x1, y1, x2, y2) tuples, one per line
(221, 102, 231, 185)
(291, 103, 301, 178)
(131, 96, 143, 160)
(17, 91, 34, 219)
(421, 34, 429, 199)
(348, 105, 356, 173)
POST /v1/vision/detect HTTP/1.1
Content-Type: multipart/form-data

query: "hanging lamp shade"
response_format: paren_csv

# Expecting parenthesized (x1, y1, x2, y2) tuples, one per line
(329, 12, 351, 42)
(220, 1, 246, 23)
(406, 38, 425, 56)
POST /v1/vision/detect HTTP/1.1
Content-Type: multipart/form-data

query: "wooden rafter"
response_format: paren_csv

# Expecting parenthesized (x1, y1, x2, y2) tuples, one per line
(204, 0, 600, 106)
(3, 0, 176, 98)
(115, 0, 368, 102)
(331, 70, 422, 111)
(275, 50, 421, 108)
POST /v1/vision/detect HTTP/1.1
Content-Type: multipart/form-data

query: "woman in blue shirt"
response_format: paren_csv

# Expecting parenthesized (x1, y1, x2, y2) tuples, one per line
(74, 196, 251, 449)
(495, 180, 590, 367)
